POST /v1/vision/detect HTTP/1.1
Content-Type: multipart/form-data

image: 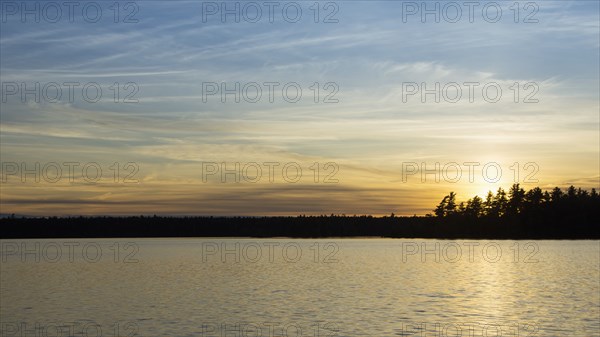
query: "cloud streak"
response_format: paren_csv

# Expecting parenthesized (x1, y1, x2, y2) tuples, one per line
(1, 0, 598, 215)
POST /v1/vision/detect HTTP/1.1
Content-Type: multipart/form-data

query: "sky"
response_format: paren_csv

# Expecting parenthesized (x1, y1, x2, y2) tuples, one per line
(0, 0, 599, 216)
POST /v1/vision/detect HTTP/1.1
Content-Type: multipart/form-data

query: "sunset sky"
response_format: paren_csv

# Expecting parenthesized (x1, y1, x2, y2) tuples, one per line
(1, 0, 598, 216)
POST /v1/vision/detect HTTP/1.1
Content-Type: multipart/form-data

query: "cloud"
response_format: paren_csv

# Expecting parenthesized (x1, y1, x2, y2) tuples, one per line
(1, 0, 598, 215)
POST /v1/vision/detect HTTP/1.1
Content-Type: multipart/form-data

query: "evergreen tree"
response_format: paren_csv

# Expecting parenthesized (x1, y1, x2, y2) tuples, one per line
(483, 191, 494, 217)
(507, 183, 526, 215)
(551, 187, 563, 202)
(491, 188, 508, 217)
(434, 195, 449, 217)
(445, 192, 457, 216)
(465, 195, 483, 218)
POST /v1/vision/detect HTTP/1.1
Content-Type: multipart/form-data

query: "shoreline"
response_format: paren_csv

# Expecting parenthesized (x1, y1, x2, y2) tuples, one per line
(2, 215, 598, 239)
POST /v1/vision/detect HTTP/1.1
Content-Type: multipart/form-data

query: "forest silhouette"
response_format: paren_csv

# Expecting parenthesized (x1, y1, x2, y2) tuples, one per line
(1, 184, 598, 239)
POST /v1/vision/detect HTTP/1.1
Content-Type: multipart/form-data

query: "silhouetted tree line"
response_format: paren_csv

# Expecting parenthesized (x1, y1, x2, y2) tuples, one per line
(1, 185, 598, 239)
(432, 184, 599, 238)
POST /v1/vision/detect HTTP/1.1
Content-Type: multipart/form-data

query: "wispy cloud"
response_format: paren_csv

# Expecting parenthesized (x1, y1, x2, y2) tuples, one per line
(1, 0, 598, 215)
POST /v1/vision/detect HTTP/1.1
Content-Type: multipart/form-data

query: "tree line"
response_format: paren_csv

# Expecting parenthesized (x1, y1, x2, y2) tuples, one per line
(433, 184, 598, 221)
(1, 184, 598, 239)
(428, 184, 598, 238)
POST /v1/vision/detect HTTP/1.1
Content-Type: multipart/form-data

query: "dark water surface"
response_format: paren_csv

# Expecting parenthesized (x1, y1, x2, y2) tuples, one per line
(1, 239, 598, 336)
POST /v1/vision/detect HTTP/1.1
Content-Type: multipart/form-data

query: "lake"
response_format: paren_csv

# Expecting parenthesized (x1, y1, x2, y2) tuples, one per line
(1, 239, 598, 336)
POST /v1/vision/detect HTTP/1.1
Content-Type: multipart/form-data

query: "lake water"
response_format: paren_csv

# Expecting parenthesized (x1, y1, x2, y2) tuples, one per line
(1, 239, 598, 337)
